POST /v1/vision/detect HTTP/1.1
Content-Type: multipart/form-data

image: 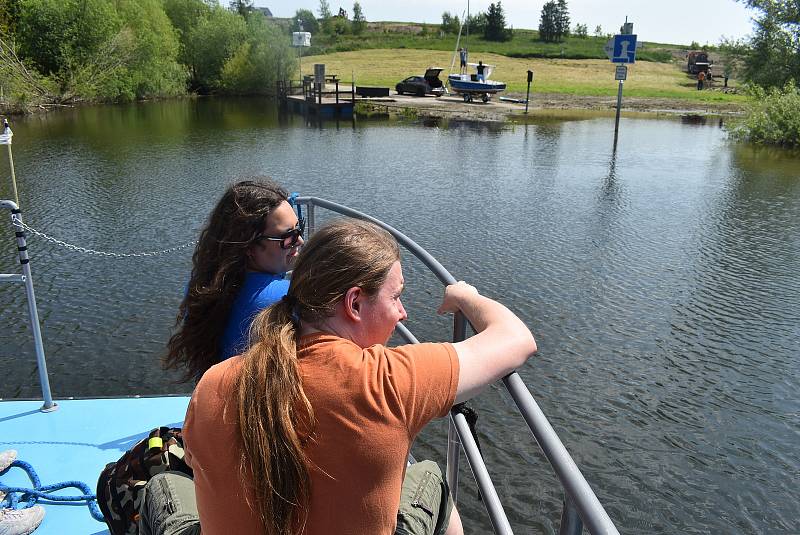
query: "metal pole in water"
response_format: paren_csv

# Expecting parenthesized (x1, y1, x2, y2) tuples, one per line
(614, 79, 623, 137)
(525, 70, 533, 114)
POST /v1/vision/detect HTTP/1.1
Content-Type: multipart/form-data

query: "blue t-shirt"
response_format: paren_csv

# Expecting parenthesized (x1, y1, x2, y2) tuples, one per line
(219, 272, 290, 360)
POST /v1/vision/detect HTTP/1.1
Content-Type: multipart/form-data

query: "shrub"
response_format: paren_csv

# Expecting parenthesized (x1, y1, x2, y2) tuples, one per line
(728, 82, 800, 147)
(220, 14, 296, 94)
(185, 7, 247, 92)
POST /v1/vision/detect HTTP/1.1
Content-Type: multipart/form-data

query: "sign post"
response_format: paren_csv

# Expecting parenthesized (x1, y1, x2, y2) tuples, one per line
(605, 26, 636, 138)
(525, 70, 533, 114)
(292, 30, 311, 81)
(614, 66, 627, 136)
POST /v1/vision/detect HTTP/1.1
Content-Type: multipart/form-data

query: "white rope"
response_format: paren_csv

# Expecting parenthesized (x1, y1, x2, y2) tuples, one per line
(11, 215, 196, 258)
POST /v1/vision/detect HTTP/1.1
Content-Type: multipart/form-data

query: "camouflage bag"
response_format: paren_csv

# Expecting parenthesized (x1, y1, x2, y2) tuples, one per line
(96, 426, 193, 535)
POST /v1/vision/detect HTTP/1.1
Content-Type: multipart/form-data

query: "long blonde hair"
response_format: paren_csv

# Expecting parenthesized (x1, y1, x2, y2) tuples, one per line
(236, 219, 400, 534)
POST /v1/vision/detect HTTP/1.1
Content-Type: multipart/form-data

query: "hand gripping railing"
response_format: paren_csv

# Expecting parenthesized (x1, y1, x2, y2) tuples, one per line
(297, 197, 620, 535)
(1, 200, 56, 411)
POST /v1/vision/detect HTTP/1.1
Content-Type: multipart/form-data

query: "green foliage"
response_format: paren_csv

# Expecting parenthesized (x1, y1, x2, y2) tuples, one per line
(539, 1, 558, 42)
(718, 37, 748, 78)
(162, 0, 211, 70)
(593, 25, 602, 37)
(185, 6, 247, 91)
(291, 8, 319, 34)
(327, 15, 350, 35)
(440, 11, 459, 34)
(574, 23, 587, 38)
(736, 0, 800, 88)
(317, 0, 330, 19)
(0, 0, 22, 33)
(556, 0, 570, 37)
(466, 13, 486, 35)
(484, 2, 511, 42)
(0, 32, 57, 111)
(163, 0, 210, 39)
(17, 0, 120, 76)
(307, 26, 671, 63)
(107, 0, 185, 100)
(228, 0, 252, 18)
(351, 1, 365, 34)
(220, 13, 296, 94)
(729, 82, 800, 147)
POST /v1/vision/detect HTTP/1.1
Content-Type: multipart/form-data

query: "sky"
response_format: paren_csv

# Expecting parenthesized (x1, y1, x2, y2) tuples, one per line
(255, 0, 757, 46)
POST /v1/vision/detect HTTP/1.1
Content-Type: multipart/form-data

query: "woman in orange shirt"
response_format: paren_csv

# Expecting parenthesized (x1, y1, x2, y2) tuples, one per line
(142, 218, 537, 535)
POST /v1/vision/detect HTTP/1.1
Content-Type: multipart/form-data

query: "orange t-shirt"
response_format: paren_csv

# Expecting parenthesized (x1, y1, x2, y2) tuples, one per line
(183, 333, 459, 535)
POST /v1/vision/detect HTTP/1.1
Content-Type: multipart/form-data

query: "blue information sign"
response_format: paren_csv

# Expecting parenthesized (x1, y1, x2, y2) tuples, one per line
(611, 34, 637, 64)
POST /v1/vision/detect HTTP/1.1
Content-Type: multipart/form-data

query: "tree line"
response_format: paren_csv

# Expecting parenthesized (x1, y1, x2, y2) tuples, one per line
(0, 0, 297, 109)
(439, 1, 576, 44)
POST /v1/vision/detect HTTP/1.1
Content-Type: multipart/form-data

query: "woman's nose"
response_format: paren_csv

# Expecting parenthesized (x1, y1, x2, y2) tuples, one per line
(398, 299, 408, 321)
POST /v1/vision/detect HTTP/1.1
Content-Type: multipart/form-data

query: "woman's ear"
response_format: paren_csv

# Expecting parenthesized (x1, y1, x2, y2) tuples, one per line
(343, 286, 362, 321)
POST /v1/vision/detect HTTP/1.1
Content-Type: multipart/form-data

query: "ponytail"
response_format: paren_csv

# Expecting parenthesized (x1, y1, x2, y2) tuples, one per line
(234, 218, 400, 534)
(236, 298, 314, 535)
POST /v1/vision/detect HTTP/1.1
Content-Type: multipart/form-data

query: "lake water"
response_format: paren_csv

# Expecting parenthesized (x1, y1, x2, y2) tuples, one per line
(1, 99, 798, 534)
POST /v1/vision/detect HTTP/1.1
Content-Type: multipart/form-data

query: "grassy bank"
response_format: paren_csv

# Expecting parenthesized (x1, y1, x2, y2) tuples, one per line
(310, 24, 675, 63)
(299, 49, 746, 103)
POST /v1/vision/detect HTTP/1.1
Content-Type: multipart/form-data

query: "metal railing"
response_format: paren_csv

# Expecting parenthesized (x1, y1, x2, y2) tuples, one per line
(1, 200, 56, 411)
(297, 196, 621, 535)
(5, 192, 620, 533)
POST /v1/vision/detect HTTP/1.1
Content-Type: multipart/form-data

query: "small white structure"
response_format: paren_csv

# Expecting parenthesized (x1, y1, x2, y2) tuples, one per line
(292, 32, 311, 47)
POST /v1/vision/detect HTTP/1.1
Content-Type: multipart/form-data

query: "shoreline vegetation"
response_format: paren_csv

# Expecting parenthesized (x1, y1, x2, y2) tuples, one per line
(1, 2, 797, 146)
(0, 3, 743, 116)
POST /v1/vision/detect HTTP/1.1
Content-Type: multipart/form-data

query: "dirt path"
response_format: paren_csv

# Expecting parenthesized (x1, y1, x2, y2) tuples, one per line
(359, 92, 745, 123)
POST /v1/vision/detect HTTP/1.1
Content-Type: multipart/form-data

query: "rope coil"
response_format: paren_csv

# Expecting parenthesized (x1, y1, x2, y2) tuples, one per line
(0, 459, 105, 522)
(10, 214, 196, 258)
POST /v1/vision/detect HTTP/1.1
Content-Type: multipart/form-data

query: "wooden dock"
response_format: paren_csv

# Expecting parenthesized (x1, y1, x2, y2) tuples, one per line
(278, 76, 355, 118)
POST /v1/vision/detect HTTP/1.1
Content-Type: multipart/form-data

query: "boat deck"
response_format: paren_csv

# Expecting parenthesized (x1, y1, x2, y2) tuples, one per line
(0, 396, 190, 534)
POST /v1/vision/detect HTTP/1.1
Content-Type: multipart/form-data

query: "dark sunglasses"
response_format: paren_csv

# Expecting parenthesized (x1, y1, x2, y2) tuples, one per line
(254, 217, 305, 249)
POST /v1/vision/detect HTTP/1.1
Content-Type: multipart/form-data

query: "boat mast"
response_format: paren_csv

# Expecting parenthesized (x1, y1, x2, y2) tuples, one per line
(466, 0, 469, 52)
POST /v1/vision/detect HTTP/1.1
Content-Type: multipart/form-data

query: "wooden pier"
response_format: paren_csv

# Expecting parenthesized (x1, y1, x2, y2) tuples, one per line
(278, 75, 355, 118)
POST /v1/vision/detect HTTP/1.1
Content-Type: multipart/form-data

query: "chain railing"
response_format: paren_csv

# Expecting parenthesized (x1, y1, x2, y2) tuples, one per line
(10, 215, 196, 258)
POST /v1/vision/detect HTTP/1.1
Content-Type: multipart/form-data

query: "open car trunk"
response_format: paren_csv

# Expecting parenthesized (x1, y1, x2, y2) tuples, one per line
(424, 68, 444, 90)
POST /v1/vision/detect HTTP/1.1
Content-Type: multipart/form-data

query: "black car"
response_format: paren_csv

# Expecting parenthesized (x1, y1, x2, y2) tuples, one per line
(395, 68, 444, 97)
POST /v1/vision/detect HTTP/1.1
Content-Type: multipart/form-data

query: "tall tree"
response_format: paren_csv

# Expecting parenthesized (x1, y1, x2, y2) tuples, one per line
(484, 2, 510, 41)
(229, 0, 253, 18)
(538, 1, 558, 42)
(555, 0, 570, 38)
(539, 0, 569, 42)
(351, 2, 365, 34)
(317, 0, 330, 19)
(185, 5, 247, 91)
(736, 0, 800, 88)
(440, 11, 459, 34)
(291, 8, 319, 34)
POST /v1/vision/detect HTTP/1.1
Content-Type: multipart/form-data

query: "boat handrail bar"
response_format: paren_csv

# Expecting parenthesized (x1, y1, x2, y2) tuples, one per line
(395, 323, 514, 534)
(297, 197, 620, 535)
(503, 373, 620, 535)
(1, 199, 57, 412)
(296, 196, 456, 287)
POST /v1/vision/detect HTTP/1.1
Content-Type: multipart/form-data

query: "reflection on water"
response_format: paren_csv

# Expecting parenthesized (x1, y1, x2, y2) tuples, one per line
(1, 99, 799, 534)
